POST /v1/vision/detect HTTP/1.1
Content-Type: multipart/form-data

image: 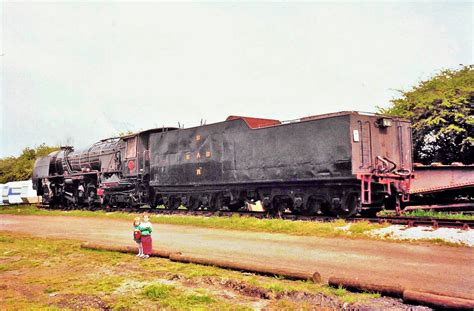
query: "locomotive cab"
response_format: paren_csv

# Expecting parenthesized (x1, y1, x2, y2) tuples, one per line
(122, 135, 139, 177)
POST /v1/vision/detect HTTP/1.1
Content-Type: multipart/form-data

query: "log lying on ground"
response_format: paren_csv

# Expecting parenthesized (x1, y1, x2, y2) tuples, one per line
(80, 243, 320, 282)
(403, 290, 474, 310)
(169, 252, 321, 283)
(328, 277, 474, 309)
(328, 277, 404, 298)
(80, 243, 173, 258)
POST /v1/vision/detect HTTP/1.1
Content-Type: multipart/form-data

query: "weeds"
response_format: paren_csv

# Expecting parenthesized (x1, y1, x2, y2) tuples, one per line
(264, 283, 286, 293)
(143, 283, 175, 300)
(142, 283, 217, 308)
(378, 209, 474, 220)
(402, 209, 474, 220)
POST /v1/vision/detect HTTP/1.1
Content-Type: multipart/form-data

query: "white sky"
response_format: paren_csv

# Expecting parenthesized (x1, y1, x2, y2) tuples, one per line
(0, 1, 472, 157)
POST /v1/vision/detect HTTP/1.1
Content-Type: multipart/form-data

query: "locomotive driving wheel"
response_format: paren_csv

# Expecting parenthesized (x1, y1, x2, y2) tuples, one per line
(86, 185, 96, 210)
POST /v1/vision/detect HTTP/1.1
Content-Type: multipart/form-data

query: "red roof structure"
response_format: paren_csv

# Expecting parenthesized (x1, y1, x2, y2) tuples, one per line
(226, 116, 281, 129)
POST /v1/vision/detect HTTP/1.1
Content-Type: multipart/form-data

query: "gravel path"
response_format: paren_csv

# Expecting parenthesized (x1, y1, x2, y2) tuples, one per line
(1, 215, 473, 300)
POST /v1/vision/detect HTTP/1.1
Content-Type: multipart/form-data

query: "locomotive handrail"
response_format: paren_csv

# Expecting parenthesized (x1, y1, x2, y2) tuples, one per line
(63, 148, 74, 174)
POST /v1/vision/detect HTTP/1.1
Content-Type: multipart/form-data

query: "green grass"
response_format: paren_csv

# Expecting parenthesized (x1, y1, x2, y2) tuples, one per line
(143, 283, 175, 299)
(152, 213, 365, 237)
(0, 204, 134, 219)
(402, 209, 474, 220)
(143, 284, 217, 309)
(263, 282, 286, 294)
(0, 232, 381, 309)
(378, 208, 474, 220)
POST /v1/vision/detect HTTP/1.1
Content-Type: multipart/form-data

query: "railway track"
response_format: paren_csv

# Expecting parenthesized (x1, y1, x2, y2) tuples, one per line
(38, 204, 474, 230)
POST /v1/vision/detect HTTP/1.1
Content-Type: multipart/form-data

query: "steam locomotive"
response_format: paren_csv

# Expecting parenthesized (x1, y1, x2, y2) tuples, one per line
(33, 111, 413, 217)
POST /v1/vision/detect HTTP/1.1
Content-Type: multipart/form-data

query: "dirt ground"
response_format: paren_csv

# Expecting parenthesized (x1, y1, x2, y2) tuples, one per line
(0, 232, 433, 310)
(1, 215, 473, 300)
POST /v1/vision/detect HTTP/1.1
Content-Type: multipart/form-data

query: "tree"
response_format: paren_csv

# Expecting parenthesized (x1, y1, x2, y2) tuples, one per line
(0, 144, 60, 184)
(116, 130, 134, 137)
(380, 65, 474, 164)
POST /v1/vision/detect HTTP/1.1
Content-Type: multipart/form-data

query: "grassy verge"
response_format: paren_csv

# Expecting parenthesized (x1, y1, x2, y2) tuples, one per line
(378, 209, 474, 220)
(2, 205, 471, 247)
(0, 205, 387, 239)
(0, 232, 380, 310)
(402, 209, 474, 220)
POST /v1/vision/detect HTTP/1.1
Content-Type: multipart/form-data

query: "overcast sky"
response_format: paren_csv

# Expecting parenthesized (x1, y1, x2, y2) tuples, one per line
(0, 1, 472, 157)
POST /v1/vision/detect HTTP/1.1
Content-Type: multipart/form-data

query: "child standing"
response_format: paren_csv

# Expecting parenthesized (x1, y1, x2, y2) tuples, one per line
(140, 214, 153, 259)
(133, 217, 143, 257)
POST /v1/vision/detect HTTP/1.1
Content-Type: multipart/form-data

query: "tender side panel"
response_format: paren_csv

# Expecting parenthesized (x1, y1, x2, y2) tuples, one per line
(149, 122, 228, 185)
(231, 115, 353, 182)
(149, 115, 353, 187)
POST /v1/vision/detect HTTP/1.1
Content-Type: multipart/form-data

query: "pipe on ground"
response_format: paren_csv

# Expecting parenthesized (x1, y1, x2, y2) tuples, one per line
(403, 290, 474, 310)
(80, 243, 320, 282)
(328, 277, 474, 309)
(169, 252, 320, 282)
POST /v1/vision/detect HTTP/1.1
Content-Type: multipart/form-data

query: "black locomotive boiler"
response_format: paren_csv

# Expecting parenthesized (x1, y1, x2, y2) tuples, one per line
(33, 111, 413, 217)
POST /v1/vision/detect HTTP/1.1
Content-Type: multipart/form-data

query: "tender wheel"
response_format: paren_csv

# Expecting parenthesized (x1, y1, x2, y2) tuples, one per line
(152, 195, 163, 209)
(320, 201, 334, 216)
(267, 197, 287, 218)
(186, 196, 201, 211)
(384, 195, 402, 214)
(300, 196, 324, 216)
(228, 200, 244, 212)
(164, 197, 180, 210)
(335, 193, 359, 218)
(208, 193, 224, 212)
(360, 208, 380, 218)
